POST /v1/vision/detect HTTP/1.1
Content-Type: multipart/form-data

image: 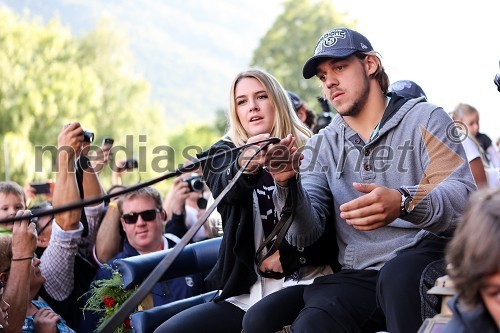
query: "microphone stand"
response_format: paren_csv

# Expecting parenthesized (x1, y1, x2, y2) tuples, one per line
(0, 137, 280, 224)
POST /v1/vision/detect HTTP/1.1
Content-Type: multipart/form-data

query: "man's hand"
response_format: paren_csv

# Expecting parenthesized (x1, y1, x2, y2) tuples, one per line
(238, 133, 272, 174)
(339, 183, 401, 231)
(11, 210, 37, 259)
(57, 123, 84, 163)
(33, 308, 60, 333)
(265, 134, 303, 186)
(168, 177, 191, 215)
(87, 141, 112, 174)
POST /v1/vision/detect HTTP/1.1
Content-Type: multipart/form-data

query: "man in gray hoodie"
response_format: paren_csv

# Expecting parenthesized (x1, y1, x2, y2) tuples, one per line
(268, 27, 477, 333)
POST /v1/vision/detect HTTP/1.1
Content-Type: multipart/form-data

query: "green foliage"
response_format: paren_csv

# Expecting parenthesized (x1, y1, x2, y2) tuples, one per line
(82, 265, 136, 333)
(213, 108, 229, 136)
(251, 0, 355, 111)
(165, 123, 222, 170)
(0, 8, 165, 190)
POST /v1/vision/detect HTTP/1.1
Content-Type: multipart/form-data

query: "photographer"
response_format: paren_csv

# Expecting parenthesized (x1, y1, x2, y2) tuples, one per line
(110, 158, 139, 186)
(163, 169, 209, 243)
(36, 122, 104, 329)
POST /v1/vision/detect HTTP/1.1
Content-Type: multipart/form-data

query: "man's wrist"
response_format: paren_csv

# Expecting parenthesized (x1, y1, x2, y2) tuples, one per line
(11, 253, 35, 260)
(276, 180, 289, 187)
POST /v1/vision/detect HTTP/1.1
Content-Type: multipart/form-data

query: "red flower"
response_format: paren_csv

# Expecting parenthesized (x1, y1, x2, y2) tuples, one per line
(103, 297, 115, 308)
(123, 317, 132, 329)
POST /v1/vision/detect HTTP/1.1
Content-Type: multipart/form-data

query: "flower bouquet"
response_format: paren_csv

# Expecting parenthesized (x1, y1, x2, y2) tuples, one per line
(82, 265, 138, 333)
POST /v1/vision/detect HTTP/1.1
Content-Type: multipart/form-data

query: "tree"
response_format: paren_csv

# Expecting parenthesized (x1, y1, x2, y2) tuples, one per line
(251, 0, 354, 111)
(0, 8, 166, 192)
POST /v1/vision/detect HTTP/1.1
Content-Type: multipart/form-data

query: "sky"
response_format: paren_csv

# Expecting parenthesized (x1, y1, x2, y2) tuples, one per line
(331, 0, 500, 141)
(2, 0, 499, 140)
(190, 0, 500, 140)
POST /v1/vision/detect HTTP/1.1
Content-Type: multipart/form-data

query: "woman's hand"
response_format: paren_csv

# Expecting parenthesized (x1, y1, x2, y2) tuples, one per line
(238, 133, 271, 174)
(258, 250, 283, 274)
(265, 134, 303, 186)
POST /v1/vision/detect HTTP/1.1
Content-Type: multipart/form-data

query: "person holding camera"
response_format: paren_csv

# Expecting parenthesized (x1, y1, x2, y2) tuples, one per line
(154, 68, 336, 333)
(35, 122, 104, 329)
(163, 169, 209, 243)
(0, 210, 76, 333)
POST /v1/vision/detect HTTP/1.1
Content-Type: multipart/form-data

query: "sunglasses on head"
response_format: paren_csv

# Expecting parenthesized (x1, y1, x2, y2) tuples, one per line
(121, 209, 160, 224)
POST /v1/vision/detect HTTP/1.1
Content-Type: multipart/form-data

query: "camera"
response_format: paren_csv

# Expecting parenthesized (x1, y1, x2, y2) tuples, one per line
(30, 182, 51, 195)
(83, 130, 94, 143)
(183, 174, 205, 192)
(123, 158, 138, 171)
(102, 137, 114, 146)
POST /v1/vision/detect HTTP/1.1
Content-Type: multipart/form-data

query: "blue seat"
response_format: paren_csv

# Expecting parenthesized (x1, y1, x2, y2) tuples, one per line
(113, 237, 222, 333)
(115, 237, 221, 289)
(130, 290, 218, 333)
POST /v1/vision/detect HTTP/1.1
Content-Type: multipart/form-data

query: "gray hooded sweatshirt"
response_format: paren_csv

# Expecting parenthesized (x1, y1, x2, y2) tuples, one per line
(276, 96, 476, 270)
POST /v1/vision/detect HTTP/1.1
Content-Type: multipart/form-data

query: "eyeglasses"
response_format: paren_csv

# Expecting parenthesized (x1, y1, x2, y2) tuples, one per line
(121, 209, 160, 224)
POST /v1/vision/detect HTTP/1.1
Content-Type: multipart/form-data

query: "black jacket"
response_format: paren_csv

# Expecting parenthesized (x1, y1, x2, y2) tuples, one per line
(199, 139, 339, 301)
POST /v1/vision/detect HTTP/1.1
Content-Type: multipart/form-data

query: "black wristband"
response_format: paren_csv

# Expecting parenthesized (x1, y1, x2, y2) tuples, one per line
(12, 257, 33, 261)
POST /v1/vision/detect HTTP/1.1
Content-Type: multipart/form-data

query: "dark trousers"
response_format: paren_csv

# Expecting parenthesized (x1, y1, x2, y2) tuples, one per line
(243, 285, 306, 333)
(153, 300, 245, 333)
(291, 238, 447, 333)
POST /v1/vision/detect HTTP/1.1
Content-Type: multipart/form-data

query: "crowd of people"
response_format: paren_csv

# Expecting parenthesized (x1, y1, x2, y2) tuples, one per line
(0, 26, 499, 333)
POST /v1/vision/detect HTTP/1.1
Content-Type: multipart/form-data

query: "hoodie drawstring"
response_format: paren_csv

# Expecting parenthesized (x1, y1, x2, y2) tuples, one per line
(336, 124, 346, 179)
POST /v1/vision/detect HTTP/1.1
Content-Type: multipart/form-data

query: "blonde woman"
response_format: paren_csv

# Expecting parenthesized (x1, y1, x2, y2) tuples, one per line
(154, 69, 335, 333)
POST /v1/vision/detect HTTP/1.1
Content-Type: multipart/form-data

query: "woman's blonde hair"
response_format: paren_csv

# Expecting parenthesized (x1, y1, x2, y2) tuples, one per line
(226, 68, 311, 147)
(451, 103, 479, 121)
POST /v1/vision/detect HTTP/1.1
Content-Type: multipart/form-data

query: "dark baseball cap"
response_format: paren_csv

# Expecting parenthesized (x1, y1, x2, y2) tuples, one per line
(287, 91, 303, 112)
(303, 27, 373, 79)
(388, 80, 427, 99)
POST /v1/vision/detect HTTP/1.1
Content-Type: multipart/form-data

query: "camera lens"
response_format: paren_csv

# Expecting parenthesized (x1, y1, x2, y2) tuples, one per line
(125, 159, 138, 170)
(183, 174, 205, 192)
(190, 178, 204, 192)
(83, 130, 94, 143)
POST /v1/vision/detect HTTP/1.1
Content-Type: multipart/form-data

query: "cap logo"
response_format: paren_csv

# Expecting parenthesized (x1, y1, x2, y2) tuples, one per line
(322, 30, 346, 47)
(360, 43, 368, 49)
(315, 30, 346, 54)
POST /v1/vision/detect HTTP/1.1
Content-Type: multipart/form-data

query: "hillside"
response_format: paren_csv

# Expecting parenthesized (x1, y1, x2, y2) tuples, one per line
(1, 0, 283, 129)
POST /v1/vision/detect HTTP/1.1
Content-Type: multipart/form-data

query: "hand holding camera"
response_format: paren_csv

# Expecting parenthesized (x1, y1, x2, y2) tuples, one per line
(58, 122, 85, 161)
(167, 177, 192, 215)
(182, 174, 204, 192)
(11, 210, 37, 261)
(89, 137, 114, 173)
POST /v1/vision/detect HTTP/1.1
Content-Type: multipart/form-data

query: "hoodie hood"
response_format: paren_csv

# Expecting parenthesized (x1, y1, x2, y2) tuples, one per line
(324, 94, 426, 178)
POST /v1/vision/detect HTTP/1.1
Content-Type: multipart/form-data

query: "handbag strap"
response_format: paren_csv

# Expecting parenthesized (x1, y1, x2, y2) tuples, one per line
(255, 176, 298, 279)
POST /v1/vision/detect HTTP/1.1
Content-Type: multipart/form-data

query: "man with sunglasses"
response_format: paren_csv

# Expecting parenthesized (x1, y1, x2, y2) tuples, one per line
(80, 186, 206, 332)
